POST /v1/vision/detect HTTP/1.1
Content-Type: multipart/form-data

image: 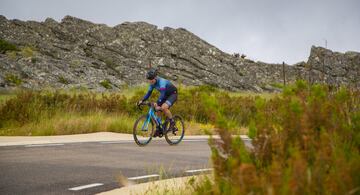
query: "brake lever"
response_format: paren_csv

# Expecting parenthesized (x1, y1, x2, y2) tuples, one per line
(137, 103, 143, 111)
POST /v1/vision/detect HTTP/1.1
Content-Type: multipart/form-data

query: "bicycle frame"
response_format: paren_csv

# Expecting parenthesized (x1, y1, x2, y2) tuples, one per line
(141, 105, 161, 131)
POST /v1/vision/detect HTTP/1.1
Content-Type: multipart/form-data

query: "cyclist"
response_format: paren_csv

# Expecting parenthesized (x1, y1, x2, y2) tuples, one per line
(138, 68, 178, 137)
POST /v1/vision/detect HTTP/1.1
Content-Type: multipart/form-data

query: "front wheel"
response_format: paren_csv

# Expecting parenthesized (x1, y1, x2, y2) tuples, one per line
(165, 115, 185, 145)
(133, 115, 154, 146)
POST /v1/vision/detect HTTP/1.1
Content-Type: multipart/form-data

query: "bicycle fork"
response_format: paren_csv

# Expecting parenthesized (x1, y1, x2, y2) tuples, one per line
(141, 115, 151, 131)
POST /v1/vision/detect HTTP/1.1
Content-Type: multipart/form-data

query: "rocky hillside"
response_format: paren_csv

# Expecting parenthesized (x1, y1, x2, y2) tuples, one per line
(0, 15, 359, 92)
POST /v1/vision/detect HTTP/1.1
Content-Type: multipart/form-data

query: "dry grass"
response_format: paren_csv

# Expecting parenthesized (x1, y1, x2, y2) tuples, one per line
(0, 112, 135, 136)
(0, 85, 274, 136)
(0, 110, 220, 136)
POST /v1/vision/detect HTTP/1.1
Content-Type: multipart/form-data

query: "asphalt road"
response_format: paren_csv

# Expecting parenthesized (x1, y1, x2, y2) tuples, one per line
(0, 139, 210, 195)
(0, 138, 252, 195)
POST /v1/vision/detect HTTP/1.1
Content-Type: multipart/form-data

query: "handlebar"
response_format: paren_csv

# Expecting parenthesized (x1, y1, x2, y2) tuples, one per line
(137, 101, 161, 112)
(137, 102, 151, 110)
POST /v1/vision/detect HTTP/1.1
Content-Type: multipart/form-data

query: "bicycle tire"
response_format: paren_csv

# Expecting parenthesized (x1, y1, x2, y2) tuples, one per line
(133, 114, 154, 146)
(164, 115, 185, 145)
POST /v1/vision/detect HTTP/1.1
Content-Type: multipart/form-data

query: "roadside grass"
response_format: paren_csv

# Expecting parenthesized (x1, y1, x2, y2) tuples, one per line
(186, 120, 248, 135)
(118, 84, 148, 98)
(0, 94, 15, 104)
(0, 84, 270, 136)
(139, 175, 211, 195)
(227, 91, 278, 100)
(119, 174, 213, 195)
(0, 111, 219, 136)
(115, 163, 213, 195)
(0, 112, 135, 136)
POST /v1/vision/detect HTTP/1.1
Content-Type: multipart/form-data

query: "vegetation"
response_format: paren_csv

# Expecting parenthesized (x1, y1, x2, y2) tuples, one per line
(31, 57, 37, 63)
(190, 80, 360, 195)
(4, 74, 22, 86)
(0, 39, 18, 54)
(100, 79, 112, 89)
(58, 76, 70, 84)
(0, 85, 259, 135)
(1, 81, 359, 194)
(20, 46, 35, 58)
(6, 50, 18, 60)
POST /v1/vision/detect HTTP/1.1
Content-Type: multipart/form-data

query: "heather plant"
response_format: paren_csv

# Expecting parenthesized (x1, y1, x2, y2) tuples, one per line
(198, 80, 360, 194)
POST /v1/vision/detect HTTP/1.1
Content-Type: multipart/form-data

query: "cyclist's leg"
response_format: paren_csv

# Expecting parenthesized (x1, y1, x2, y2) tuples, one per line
(161, 103, 172, 119)
(162, 93, 178, 129)
(154, 103, 162, 118)
(161, 93, 177, 118)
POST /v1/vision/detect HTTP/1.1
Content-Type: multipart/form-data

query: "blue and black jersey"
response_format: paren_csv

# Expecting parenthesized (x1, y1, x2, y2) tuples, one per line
(142, 77, 177, 106)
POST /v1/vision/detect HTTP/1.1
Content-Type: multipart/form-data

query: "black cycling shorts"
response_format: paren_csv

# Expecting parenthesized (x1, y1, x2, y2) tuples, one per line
(164, 92, 177, 107)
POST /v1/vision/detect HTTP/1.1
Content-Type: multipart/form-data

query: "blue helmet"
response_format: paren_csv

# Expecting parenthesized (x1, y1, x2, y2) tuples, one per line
(146, 68, 157, 80)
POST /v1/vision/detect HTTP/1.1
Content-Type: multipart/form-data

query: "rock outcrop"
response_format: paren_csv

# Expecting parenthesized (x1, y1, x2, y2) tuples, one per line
(0, 15, 359, 91)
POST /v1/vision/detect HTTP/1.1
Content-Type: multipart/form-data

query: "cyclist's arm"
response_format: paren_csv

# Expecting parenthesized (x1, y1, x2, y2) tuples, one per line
(142, 85, 154, 101)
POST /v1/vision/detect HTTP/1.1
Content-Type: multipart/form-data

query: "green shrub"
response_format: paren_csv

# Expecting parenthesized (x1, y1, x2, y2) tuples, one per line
(100, 79, 112, 89)
(31, 57, 37, 63)
(0, 39, 18, 54)
(58, 76, 70, 84)
(20, 46, 35, 58)
(198, 80, 360, 194)
(6, 51, 18, 60)
(270, 82, 284, 89)
(4, 74, 22, 86)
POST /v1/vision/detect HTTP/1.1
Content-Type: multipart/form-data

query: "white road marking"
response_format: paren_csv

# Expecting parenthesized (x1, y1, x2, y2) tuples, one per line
(100, 141, 134, 144)
(68, 183, 104, 191)
(185, 168, 213, 173)
(128, 174, 160, 180)
(182, 139, 208, 142)
(25, 143, 64, 147)
(241, 137, 251, 140)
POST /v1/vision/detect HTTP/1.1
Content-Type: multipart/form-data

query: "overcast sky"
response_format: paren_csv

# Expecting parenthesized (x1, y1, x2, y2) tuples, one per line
(1, 0, 359, 64)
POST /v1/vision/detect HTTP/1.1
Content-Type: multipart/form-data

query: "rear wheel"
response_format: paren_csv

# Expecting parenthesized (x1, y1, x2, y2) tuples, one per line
(133, 115, 154, 146)
(165, 115, 185, 145)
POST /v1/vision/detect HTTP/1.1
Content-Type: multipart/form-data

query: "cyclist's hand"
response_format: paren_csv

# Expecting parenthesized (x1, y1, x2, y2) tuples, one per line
(155, 105, 162, 111)
(137, 100, 143, 106)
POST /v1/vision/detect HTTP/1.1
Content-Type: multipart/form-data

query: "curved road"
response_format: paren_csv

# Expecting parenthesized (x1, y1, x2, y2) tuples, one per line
(0, 137, 251, 194)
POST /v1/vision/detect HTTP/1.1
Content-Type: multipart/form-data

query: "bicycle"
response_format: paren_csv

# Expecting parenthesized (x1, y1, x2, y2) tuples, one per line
(133, 101, 185, 146)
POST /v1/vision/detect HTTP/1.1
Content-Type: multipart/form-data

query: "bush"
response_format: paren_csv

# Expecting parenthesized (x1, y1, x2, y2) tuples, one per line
(31, 57, 37, 63)
(0, 39, 18, 54)
(199, 81, 360, 194)
(58, 76, 70, 84)
(100, 79, 112, 89)
(20, 46, 35, 58)
(4, 74, 22, 86)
